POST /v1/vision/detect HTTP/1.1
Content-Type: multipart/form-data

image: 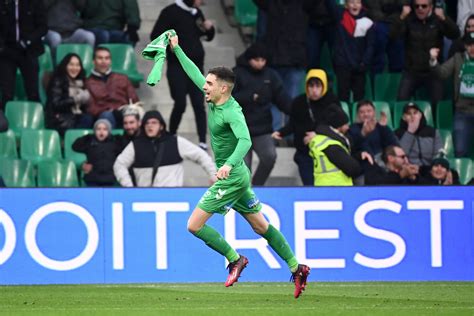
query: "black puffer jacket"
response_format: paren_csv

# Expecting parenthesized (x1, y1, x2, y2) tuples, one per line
(390, 12, 460, 73)
(72, 134, 121, 184)
(233, 53, 291, 137)
(0, 0, 47, 58)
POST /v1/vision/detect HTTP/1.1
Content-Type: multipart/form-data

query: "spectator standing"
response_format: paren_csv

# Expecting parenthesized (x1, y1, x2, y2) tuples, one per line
(233, 43, 291, 185)
(390, 0, 460, 109)
(448, 14, 474, 58)
(150, 0, 215, 150)
(0, 0, 47, 110)
(114, 110, 216, 187)
(365, 0, 408, 73)
(325, 0, 376, 102)
(86, 47, 139, 128)
(45, 53, 93, 135)
(430, 33, 474, 157)
(272, 69, 340, 186)
(72, 119, 121, 187)
(43, 0, 95, 58)
(365, 145, 420, 184)
(348, 100, 398, 165)
(457, 0, 474, 35)
(306, 0, 336, 69)
(394, 102, 442, 167)
(308, 105, 361, 186)
(81, 0, 140, 46)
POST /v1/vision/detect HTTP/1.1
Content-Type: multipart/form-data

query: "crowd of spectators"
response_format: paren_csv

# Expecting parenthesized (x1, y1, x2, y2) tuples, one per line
(0, 0, 473, 187)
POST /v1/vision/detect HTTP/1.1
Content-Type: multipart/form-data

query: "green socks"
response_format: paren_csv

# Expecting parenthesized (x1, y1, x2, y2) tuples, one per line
(262, 225, 299, 272)
(194, 225, 240, 262)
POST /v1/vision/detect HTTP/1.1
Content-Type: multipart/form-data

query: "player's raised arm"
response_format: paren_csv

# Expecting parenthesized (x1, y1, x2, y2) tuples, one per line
(168, 33, 206, 92)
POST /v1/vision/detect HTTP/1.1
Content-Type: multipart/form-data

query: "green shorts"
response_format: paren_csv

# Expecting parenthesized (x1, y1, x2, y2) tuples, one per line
(197, 166, 262, 215)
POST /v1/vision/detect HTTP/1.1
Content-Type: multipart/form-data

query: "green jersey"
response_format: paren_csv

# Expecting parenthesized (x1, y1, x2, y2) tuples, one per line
(173, 45, 251, 170)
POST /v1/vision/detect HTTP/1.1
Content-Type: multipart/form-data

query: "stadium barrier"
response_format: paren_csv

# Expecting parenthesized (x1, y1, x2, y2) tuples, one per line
(0, 187, 472, 284)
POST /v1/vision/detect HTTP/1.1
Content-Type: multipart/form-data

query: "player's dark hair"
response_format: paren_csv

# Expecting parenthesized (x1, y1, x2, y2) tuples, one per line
(93, 46, 111, 59)
(208, 67, 236, 86)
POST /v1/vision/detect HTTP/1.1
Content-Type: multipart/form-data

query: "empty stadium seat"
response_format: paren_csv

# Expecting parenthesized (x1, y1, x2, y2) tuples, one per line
(448, 158, 473, 185)
(99, 44, 144, 85)
(64, 129, 92, 168)
(0, 158, 35, 187)
(352, 101, 393, 129)
(436, 100, 453, 130)
(56, 43, 93, 74)
(5, 101, 45, 137)
(374, 72, 401, 102)
(0, 129, 18, 158)
(234, 0, 258, 26)
(37, 160, 79, 187)
(439, 129, 454, 157)
(392, 101, 433, 129)
(20, 129, 62, 164)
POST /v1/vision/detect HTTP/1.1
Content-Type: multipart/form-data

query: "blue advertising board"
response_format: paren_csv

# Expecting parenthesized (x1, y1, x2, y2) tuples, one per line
(0, 187, 472, 284)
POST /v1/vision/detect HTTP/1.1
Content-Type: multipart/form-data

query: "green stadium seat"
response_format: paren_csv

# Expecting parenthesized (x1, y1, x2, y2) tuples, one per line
(39, 44, 54, 73)
(56, 43, 93, 74)
(0, 129, 18, 158)
(448, 158, 473, 185)
(5, 101, 45, 137)
(392, 101, 433, 129)
(340, 101, 351, 123)
(374, 72, 401, 102)
(352, 101, 393, 129)
(439, 129, 454, 157)
(20, 129, 62, 164)
(234, 0, 258, 26)
(436, 100, 453, 130)
(0, 158, 35, 187)
(64, 129, 92, 168)
(99, 44, 144, 85)
(37, 160, 79, 187)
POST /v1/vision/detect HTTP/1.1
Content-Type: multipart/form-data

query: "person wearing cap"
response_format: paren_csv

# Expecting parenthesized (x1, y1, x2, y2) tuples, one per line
(233, 42, 291, 185)
(272, 69, 341, 186)
(308, 105, 361, 186)
(430, 31, 474, 157)
(349, 100, 399, 168)
(150, 0, 215, 150)
(419, 156, 460, 185)
(72, 119, 121, 186)
(113, 110, 216, 187)
(394, 102, 442, 167)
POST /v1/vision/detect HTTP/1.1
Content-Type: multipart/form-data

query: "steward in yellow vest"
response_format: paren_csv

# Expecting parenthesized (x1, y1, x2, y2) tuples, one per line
(309, 105, 361, 186)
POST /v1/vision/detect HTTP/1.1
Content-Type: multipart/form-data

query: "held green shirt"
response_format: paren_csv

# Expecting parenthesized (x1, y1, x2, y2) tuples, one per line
(173, 45, 252, 171)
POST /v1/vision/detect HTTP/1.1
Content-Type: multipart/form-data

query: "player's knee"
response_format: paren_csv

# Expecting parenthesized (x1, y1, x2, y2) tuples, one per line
(252, 223, 267, 235)
(187, 220, 201, 235)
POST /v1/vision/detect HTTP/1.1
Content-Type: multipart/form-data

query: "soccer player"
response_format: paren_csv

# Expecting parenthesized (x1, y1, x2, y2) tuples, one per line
(168, 34, 310, 298)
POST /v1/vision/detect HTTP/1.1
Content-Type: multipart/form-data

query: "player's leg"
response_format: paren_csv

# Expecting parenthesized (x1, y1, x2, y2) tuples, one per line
(187, 207, 240, 263)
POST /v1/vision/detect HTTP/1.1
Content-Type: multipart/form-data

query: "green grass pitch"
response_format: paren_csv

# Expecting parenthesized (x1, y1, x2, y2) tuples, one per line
(0, 282, 472, 315)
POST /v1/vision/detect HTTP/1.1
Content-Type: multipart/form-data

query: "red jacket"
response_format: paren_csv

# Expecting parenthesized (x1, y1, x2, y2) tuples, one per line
(86, 72, 139, 117)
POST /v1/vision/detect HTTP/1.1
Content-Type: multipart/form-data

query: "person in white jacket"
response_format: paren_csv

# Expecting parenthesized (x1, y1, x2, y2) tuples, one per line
(114, 110, 216, 187)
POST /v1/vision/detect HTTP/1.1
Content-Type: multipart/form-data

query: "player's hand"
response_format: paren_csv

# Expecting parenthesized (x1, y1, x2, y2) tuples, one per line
(361, 151, 374, 165)
(271, 131, 282, 140)
(400, 5, 411, 19)
(303, 131, 316, 145)
(168, 33, 179, 49)
(216, 164, 232, 180)
(82, 162, 93, 174)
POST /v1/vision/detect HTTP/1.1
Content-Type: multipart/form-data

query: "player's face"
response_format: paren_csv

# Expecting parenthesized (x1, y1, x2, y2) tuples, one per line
(144, 118, 162, 138)
(66, 56, 82, 79)
(123, 116, 140, 136)
(431, 164, 448, 180)
(93, 50, 112, 74)
(94, 123, 109, 141)
(357, 104, 375, 122)
(203, 74, 221, 103)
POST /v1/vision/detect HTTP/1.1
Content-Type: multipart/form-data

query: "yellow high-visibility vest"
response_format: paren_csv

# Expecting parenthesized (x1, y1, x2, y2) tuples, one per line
(309, 134, 353, 186)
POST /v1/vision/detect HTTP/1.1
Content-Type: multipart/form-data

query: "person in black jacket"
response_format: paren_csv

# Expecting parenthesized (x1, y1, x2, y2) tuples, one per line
(306, 0, 336, 69)
(233, 43, 291, 185)
(0, 0, 47, 110)
(72, 118, 121, 186)
(390, 0, 460, 109)
(150, 0, 215, 150)
(419, 156, 460, 185)
(272, 69, 341, 186)
(45, 53, 93, 136)
(325, 0, 376, 102)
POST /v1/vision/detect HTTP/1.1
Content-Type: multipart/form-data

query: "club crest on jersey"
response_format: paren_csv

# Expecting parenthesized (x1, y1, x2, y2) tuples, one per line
(215, 189, 227, 200)
(247, 198, 260, 209)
